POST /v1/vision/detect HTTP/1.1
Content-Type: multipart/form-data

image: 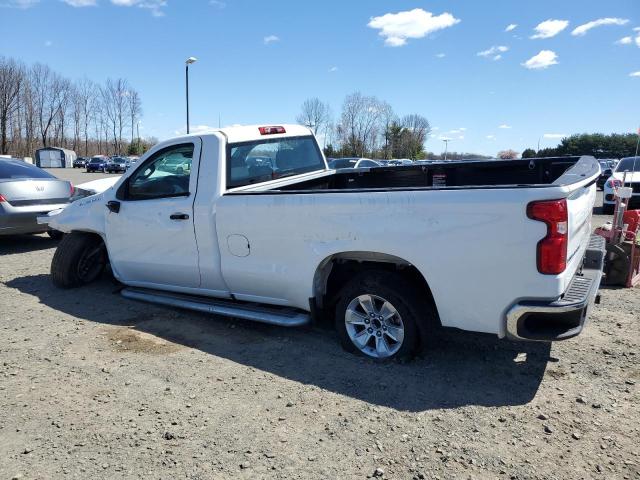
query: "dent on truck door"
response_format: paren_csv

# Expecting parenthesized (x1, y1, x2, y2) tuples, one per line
(105, 140, 202, 288)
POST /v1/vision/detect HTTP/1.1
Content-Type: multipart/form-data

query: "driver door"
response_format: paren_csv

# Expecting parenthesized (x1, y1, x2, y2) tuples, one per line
(105, 140, 201, 289)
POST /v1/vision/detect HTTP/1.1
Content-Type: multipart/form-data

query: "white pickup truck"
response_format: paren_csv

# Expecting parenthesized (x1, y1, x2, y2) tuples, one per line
(48, 125, 605, 360)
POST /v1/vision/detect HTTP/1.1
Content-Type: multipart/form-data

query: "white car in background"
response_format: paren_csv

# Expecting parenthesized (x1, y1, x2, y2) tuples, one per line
(328, 158, 381, 169)
(602, 156, 640, 214)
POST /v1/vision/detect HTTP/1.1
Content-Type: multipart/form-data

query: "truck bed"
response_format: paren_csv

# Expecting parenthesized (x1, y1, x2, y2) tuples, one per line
(232, 156, 598, 194)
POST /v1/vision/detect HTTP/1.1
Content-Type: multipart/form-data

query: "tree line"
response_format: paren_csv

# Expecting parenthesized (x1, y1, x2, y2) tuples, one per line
(521, 133, 639, 159)
(297, 94, 434, 160)
(0, 55, 152, 159)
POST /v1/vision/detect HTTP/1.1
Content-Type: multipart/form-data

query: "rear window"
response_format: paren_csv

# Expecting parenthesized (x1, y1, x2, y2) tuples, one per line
(226, 136, 325, 188)
(0, 161, 54, 179)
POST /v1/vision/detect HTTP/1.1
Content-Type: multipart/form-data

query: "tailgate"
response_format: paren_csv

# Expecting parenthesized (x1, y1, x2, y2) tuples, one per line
(562, 183, 598, 294)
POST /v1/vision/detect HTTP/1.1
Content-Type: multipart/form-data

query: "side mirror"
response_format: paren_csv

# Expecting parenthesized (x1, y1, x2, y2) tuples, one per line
(106, 200, 121, 213)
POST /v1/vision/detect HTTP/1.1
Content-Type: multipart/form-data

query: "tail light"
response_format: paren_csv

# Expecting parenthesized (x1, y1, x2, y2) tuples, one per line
(527, 199, 568, 275)
(607, 178, 622, 189)
(0, 194, 6, 202)
(69, 183, 75, 197)
(259, 126, 286, 135)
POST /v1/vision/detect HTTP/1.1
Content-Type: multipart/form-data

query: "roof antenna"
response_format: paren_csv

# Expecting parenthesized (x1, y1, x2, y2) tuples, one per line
(218, 114, 221, 128)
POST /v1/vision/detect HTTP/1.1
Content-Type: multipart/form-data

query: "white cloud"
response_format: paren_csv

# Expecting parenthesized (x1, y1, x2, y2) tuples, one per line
(477, 45, 508, 61)
(530, 19, 569, 39)
(435, 52, 446, 58)
(571, 17, 629, 36)
(505, 24, 517, 32)
(616, 36, 632, 45)
(442, 128, 466, 136)
(328, 66, 338, 72)
(110, 0, 166, 17)
(44, 40, 52, 47)
(543, 133, 567, 139)
(263, 35, 279, 45)
(62, 0, 96, 6)
(486, 135, 496, 140)
(498, 124, 511, 129)
(630, 71, 640, 78)
(367, 8, 460, 47)
(0, 0, 38, 7)
(522, 50, 558, 69)
(209, 0, 225, 8)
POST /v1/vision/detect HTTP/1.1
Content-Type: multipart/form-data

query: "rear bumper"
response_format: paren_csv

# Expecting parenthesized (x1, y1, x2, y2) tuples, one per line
(505, 234, 605, 341)
(1, 212, 51, 235)
(0, 204, 68, 236)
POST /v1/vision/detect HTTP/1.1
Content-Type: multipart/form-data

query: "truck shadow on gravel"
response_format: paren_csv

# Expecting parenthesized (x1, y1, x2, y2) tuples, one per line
(6, 274, 552, 412)
(0, 234, 59, 255)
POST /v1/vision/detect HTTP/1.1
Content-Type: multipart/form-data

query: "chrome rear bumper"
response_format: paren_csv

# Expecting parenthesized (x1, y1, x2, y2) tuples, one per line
(505, 234, 605, 341)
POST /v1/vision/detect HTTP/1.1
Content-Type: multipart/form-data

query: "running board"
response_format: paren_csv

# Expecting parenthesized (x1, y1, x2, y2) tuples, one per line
(120, 288, 311, 327)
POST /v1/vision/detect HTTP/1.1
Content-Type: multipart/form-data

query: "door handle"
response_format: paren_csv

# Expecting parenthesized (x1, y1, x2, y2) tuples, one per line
(170, 213, 190, 220)
(106, 200, 120, 213)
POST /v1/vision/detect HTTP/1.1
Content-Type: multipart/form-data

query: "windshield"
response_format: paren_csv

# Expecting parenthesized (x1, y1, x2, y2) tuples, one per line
(227, 135, 325, 188)
(90, 157, 104, 163)
(615, 157, 640, 173)
(0, 160, 54, 179)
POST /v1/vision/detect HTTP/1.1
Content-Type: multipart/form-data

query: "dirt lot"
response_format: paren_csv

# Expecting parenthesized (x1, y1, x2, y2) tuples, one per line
(1, 171, 638, 480)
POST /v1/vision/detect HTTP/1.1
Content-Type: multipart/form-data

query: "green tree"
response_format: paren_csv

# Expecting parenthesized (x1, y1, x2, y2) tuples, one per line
(521, 148, 537, 158)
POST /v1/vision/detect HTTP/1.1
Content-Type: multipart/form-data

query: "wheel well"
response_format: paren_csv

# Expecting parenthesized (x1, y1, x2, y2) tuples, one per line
(313, 252, 439, 324)
(70, 230, 105, 243)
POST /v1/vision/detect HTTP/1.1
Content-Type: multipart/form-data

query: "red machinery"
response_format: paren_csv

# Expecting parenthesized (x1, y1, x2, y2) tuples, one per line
(595, 185, 640, 287)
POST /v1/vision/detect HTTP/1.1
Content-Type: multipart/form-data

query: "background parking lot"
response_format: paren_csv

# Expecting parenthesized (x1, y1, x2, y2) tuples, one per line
(0, 170, 638, 479)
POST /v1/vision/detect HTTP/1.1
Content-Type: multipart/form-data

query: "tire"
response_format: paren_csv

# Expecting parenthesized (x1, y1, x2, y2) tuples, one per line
(603, 203, 614, 215)
(334, 270, 431, 361)
(51, 232, 107, 288)
(47, 229, 64, 240)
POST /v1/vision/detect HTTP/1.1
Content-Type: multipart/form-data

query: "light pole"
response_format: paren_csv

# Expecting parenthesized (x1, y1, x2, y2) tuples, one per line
(442, 139, 450, 161)
(185, 57, 197, 134)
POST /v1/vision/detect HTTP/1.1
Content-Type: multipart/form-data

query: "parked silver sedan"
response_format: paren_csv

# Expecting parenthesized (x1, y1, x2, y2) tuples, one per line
(0, 159, 72, 237)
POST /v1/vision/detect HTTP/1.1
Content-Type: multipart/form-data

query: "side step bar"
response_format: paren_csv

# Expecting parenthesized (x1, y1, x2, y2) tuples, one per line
(121, 288, 311, 327)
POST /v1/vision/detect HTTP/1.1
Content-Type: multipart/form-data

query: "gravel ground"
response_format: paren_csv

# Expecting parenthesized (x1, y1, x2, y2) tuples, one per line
(0, 171, 638, 480)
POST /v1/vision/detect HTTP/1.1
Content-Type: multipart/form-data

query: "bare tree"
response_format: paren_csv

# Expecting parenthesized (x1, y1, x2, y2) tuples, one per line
(73, 78, 98, 156)
(399, 114, 431, 159)
(102, 78, 130, 154)
(31, 64, 69, 147)
(0, 56, 24, 154)
(338, 92, 384, 157)
(128, 89, 142, 147)
(296, 97, 331, 135)
(378, 101, 396, 159)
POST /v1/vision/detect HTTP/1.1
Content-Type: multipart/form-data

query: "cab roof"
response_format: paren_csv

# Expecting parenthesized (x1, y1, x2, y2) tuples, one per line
(185, 124, 313, 144)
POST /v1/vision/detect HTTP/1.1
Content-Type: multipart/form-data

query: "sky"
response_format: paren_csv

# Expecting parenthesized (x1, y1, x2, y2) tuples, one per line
(1, 0, 638, 156)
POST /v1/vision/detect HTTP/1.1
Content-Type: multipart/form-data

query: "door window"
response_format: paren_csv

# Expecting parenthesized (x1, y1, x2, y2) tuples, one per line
(125, 144, 194, 200)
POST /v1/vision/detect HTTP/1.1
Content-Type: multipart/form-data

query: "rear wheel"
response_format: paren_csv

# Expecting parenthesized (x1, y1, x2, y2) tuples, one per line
(334, 271, 429, 361)
(51, 232, 107, 288)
